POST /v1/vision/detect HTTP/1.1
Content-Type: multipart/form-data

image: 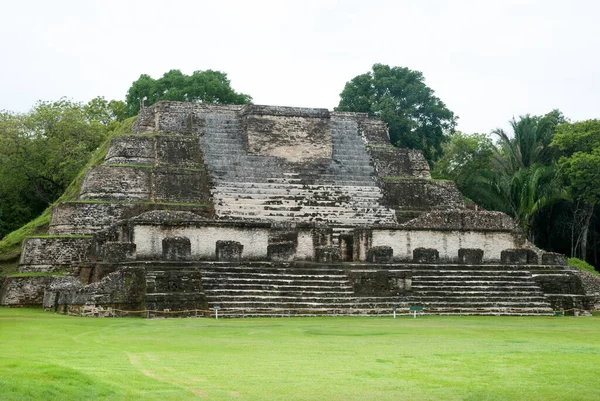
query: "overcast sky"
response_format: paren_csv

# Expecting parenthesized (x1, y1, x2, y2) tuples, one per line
(1, 0, 599, 134)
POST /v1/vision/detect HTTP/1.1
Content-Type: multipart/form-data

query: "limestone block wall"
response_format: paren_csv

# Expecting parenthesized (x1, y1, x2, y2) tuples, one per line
(132, 225, 271, 260)
(80, 166, 151, 201)
(380, 178, 464, 211)
(19, 237, 93, 272)
(0, 276, 55, 306)
(366, 229, 518, 262)
(49, 202, 213, 235)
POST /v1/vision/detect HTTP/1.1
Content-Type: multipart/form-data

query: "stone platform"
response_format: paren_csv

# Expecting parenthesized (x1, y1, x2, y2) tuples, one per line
(1, 101, 592, 316)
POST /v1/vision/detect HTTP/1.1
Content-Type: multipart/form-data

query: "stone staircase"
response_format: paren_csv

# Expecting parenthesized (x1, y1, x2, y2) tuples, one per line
(407, 265, 554, 315)
(200, 263, 399, 317)
(198, 113, 397, 225)
(195, 263, 554, 317)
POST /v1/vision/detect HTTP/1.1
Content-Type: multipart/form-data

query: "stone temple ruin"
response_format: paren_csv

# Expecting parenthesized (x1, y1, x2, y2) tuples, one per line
(1, 101, 596, 316)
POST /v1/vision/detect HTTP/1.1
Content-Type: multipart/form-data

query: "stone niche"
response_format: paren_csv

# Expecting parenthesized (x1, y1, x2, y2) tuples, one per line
(315, 246, 340, 263)
(413, 248, 439, 263)
(216, 240, 244, 262)
(367, 246, 394, 263)
(458, 248, 484, 264)
(162, 236, 192, 261)
(501, 249, 538, 265)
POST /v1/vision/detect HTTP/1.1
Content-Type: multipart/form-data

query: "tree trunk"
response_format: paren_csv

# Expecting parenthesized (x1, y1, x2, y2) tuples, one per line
(579, 203, 594, 261)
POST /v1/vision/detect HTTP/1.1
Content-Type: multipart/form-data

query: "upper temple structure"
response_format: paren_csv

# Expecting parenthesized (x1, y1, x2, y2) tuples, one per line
(1, 101, 597, 316)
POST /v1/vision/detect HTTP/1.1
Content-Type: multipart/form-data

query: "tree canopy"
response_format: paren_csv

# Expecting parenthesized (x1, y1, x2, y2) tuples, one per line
(0, 97, 124, 238)
(125, 69, 252, 117)
(336, 64, 457, 163)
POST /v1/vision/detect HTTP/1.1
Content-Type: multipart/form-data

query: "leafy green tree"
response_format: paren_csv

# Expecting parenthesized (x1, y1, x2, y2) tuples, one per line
(0, 97, 121, 238)
(552, 119, 600, 260)
(336, 64, 457, 163)
(125, 69, 252, 117)
(432, 132, 494, 199)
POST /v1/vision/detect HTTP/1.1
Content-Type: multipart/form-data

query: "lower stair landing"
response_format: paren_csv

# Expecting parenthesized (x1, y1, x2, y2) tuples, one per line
(141, 261, 556, 317)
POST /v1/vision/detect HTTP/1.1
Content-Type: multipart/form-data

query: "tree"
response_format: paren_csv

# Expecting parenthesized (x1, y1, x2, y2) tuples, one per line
(491, 110, 564, 173)
(551, 119, 600, 260)
(125, 69, 252, 117)
(336, 64, 457, 163)
(0, 97, 122, 238)
(432, 132, 494, 199)
(446, 112, 567, 242)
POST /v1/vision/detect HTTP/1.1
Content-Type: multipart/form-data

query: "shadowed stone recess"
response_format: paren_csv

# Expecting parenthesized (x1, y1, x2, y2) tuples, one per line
(162, 237, 192, 261)
(501, 249, 538, 265)
(458, 248, 484, 264)
(315, 246, 340, 263)
(413, 248, 439, 263)
(216, 240, 244, 262)
(101, 242, 136, 263)
(367, 246, 394, 263)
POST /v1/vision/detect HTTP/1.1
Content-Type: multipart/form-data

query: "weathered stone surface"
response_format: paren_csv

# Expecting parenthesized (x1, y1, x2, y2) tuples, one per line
(348, 270, 411, 296)
(380, 178, 464, 212)
(19, 237, 92, 272)
(533, 273, 585, 295)
(413, 248, 439, 263)
(80, 166, 151, 201)
(245, 110, 332, 163)
(267, 242, 296, 262)
(458, 248, 484, 264)
(162, 236, 192, 261)
(105, 135, 155, 165)
(6, 101, 583, 316)
(51, 267, 146, 315)
(152, 167, 211, 203)
(368, 148, 430, 178)
(315, 246, 340, 263)
(501, 249, 538, 264)
(0, 276, 55, 306)
(367, 246, 394, 263)
(49, 202, 213, 235)
(401, 210, 519, 231)
(216, 240, 244, 262)
(101, 242, 136, 263)
(155, 135, 204, 168)
(541, 252, 568, 266)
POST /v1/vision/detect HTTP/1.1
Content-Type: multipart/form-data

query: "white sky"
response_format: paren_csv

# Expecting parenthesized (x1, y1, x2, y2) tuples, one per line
(1, 0, 599, 134)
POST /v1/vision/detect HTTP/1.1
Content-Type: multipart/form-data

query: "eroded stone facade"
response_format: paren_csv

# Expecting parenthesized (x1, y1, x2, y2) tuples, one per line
(1, 101, 594, 316)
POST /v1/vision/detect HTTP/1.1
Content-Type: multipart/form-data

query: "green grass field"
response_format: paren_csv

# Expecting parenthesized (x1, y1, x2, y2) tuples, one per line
(1, 308, 599, 401)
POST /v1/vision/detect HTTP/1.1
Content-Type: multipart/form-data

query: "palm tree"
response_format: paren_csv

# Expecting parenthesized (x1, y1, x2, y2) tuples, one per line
(469, 111, 567, 241)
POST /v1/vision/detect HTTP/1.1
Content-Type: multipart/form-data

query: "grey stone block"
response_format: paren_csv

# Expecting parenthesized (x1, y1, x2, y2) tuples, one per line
(216, 240, 244, 262)
(367, 246, 394, 263)
(500, 249, 538, 264)
(315, 246, 340, 263)
(458, 248, 484, 264)
(162, 237, 191, 261)
(413, 247, 439, 263)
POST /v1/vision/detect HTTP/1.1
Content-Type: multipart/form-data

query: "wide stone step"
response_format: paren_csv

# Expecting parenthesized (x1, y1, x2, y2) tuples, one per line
(213, 197, 384, 208)
(415, 290, 545, 296)
(408, 296, 549, 303)
(204, 289, 355, 297)
(200, 272, 349, 279)
(412, 270, 533, 276)
(412, 276, 533, 282)
(412, 284, 543, 291)
(412, 279, 539, 285)
(202, 282, 352, 290)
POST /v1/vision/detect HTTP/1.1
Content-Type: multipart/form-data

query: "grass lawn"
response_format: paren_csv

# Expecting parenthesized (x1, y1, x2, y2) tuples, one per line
(0, 308, 598, 401)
